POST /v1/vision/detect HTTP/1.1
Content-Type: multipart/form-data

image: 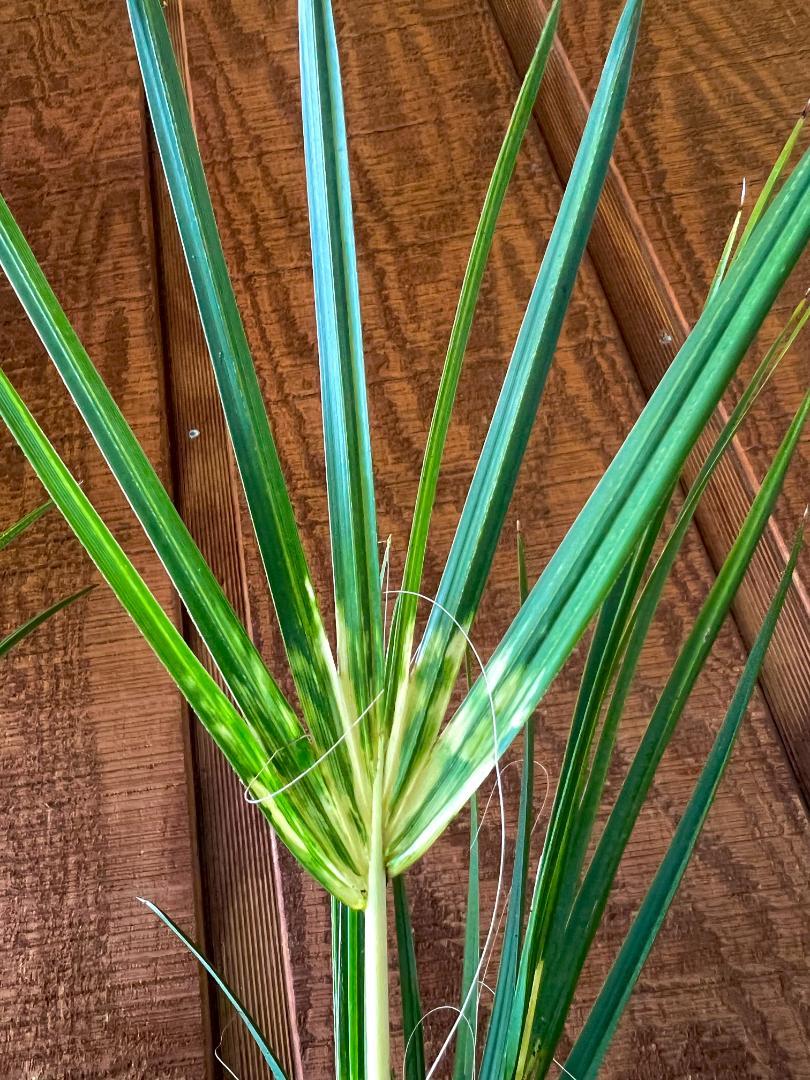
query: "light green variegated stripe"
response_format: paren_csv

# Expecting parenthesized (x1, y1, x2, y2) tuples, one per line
(0, 367, 364, 907)
(0, 585, 94, 657)
(387, 143, 810, 873)
(389, 0, 644, 805)
(522, 394, 808, 1076)
(126, 0, 351, 779)
(299, 0, 383, 772)
(0, 194, 308, 764)
(0, 497, 52, 550)
(564, 521, 804, 1080)
(383, 0, 561, 795)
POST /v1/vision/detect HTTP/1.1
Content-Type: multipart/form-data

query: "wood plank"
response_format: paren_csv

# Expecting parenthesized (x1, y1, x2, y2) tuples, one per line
(487, 0, 810, 806)
(143, 2, 302, 1076)
(0, 1, 206, 1075)
(178, 0, 810, 1075)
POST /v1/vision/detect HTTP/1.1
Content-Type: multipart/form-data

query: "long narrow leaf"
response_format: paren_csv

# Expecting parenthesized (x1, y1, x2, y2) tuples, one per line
(506, 496, 668, 1075)
(564, 520, 804, 1079)
(0, 585, 94, 657)
(126, 0, 352, 777)
(479, 527, 535, 1078)
(0, 195, 307, 762)
(332, 898, 365, 1079)
(0, 366, 363, 906)
(299, 0, 383, 770)
(453, 792, 480, 1080)
(389, 0, 644, 804)
(139, 898, 288, 1080)
(523, 394, 808, 1074)
(383, 0, 561, 788)
(394, 877, 426, 1080)
(733, 103, 806, 261)
(387, 143, 810, 874)
(0, 497, 52, 550)
(541, 249, 810, 965)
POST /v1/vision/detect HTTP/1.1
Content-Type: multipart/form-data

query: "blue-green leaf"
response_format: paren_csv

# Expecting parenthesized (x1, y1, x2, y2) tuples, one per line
(299, 0, 383, 769)
(139, 898, 289, 1080)
(390, 0, 644, 804)
(564, 519, 804, 1079)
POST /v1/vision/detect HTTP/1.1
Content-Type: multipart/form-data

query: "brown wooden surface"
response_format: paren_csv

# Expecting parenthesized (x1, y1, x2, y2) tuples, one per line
(0, 2, 206, 1076)
(1, 1, 808, 1079)
(487, 0, 810, 808)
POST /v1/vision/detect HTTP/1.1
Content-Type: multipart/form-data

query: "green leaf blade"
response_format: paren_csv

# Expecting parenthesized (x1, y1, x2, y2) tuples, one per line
(0, 366, 364, 906)
(0, 584, 94, 657)
(0, 192, 303, 758)
(564, 519, 805, 1079)
(384, 0, 561, 789)
(394, 877, 426, 1080)
(525, 393, 808, 1074)
(126, 0, 351, 773)
(0, 497, 52, 551)
(387, 143, 810, 875)
(299, 0, 383, 762)
(139, 898, 289, 1080)
(390, 0, 645, 804)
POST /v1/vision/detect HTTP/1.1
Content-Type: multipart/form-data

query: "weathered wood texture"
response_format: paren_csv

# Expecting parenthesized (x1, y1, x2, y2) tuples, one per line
(1, 0, 808, 1079)
(488, 0, 810, 807)
(176, 0, 810, 1076)
(0, 2, 206, 1077)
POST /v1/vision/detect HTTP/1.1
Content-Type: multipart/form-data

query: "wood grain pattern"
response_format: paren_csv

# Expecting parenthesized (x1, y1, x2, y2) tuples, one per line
(2, 0, 809, 1078)
(177, 0, 810, 1076)
(144, 2, 302, 1076)
(0, 2, 206, 1076)
(487, 0, 810, 807)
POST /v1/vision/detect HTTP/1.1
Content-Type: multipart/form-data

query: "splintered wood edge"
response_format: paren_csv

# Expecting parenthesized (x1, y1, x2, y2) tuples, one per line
(141, 1, 303, 1076)
(486, 0, 810, 802)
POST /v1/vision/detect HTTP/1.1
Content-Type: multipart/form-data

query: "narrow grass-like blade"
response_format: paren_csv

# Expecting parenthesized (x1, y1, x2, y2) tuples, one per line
(0, 195, 307, 761)
(390, 0, 644, 803)
(384, 0, 561, 787)
(558, 283, 810, 874)
(505, 497, 667, 1074)
(479, 527, 535, 1079)
(0, 584, 94, 657)
(704, 180, 745, 307)
(530, 294, 808, 1037)
(734, 104, 806, 261)
(394, 876, 426, 1080)
(126, 0, 350, 772)
(387, 143, 810, 873)
(564, 521, 804, 1079)
(522, 395, 808, 1074)
(332, 898, 365, 1079)
(299, 0, 383, 765)
(0, 497, 52, 550)
(139, 898, 289, 1080)
(453, 792, 479, 1080)
(0, 367, 363, 906)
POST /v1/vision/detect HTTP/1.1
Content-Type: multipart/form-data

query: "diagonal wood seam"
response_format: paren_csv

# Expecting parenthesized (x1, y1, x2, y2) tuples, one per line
(485, 0, 810, 807)
(140, 1, 303, 1076)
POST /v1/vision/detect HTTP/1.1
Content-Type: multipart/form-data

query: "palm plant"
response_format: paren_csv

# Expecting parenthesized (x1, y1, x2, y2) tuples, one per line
(0, 0, 807, 1076)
